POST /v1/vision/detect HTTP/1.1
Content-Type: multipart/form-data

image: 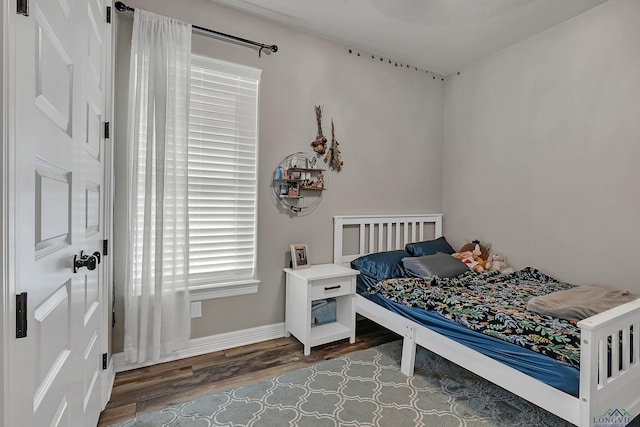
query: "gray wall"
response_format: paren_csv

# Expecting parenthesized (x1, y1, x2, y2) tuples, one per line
(443, 0, 640, 294)
(112, 0, 444, 351)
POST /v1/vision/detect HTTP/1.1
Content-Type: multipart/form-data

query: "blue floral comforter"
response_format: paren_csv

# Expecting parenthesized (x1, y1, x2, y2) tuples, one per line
(367, 267, 581, 368)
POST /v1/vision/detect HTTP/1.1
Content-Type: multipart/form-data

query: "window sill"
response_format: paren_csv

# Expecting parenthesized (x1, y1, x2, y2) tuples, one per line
(189, 279, 260, 301)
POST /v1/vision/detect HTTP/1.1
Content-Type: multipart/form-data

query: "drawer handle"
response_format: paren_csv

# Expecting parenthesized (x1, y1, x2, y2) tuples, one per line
(324, 285, 341, 291)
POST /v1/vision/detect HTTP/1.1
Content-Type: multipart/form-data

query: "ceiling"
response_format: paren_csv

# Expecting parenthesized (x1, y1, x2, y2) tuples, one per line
(208, 0, 608, 76)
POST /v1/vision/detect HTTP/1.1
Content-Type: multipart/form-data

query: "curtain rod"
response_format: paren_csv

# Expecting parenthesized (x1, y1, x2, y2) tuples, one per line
(114, 1, 278, 57)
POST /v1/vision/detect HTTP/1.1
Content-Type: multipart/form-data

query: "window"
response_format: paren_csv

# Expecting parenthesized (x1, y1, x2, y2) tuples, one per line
(188, 55, 261, 299)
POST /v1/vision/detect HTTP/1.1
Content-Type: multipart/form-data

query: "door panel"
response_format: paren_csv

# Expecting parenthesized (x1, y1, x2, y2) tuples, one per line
(86, 103, 102, 160)
(85, 181, 101, 234)
(33, 280, 71, 412)
(34, 159, 72, 257)
(34, 5, 74, 135)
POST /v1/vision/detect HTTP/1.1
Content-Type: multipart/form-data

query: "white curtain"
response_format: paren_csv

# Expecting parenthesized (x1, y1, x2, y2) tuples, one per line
(124, 9, 192, 364)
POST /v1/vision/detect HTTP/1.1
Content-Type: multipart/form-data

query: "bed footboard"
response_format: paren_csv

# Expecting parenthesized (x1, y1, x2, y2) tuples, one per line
(578, 298, 640, 427)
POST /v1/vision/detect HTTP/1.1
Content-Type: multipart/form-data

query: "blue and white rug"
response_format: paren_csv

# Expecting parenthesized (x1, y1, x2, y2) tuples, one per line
(111, 340, 572, 426)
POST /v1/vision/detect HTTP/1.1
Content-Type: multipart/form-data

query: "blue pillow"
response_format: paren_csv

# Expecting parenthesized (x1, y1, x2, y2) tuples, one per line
(351, 249, 410, 282)
(405, 236, 455, 257)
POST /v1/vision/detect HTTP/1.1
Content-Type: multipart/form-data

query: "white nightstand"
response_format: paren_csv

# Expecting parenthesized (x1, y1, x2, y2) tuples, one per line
(284, 263, 360, 355)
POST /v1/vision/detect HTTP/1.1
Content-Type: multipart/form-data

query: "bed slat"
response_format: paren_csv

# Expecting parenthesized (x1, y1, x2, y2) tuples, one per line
(622, 326, 630, 371)
(598, 338, 607, 387)
(611, 332, 620, 380)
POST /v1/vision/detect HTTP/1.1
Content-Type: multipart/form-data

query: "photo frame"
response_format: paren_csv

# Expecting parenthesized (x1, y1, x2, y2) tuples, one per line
(290, 243, 310, 269)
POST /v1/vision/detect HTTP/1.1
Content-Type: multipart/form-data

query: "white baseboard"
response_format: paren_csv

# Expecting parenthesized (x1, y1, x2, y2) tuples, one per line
(113, 322, 286, 373)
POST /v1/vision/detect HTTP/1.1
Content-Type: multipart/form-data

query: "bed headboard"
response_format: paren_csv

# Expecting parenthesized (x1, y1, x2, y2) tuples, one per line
(333, 214, 443, 267)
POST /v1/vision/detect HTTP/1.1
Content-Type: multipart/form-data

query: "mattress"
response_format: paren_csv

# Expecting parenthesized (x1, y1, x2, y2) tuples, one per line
(357, 273, 580, 396)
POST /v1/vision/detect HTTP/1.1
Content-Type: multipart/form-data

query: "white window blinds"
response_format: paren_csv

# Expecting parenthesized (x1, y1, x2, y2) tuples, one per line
(188, 55, 261, 287)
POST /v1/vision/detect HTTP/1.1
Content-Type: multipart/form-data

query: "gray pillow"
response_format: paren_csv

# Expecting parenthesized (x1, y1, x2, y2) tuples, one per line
(402, 252, 469, 278)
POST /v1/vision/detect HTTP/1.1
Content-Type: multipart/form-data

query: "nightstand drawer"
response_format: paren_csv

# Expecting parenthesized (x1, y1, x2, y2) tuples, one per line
(310, 277, 353, 300)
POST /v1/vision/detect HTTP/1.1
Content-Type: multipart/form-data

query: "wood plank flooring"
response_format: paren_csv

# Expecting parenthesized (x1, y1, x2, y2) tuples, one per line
(97, 318, 399, 426)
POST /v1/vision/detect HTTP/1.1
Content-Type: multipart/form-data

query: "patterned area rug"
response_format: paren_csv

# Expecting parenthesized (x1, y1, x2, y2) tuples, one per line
(111, 340, 572, 426)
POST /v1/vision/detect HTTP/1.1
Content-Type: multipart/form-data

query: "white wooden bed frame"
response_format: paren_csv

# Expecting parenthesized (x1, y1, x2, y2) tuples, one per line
(333, 214, 640, 427)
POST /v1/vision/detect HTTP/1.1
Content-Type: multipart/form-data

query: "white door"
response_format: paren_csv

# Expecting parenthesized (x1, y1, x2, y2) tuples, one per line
(8, 0, 111, 425)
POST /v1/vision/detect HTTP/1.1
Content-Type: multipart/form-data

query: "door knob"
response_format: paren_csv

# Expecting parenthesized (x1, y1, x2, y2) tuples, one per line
(73, 251, 99, 273)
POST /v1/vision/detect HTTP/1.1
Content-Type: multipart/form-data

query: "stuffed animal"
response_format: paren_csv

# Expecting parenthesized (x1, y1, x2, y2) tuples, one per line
(452, 240, 492, 272)
(488, 252, 515, 274)
(458, 240, 491, 261)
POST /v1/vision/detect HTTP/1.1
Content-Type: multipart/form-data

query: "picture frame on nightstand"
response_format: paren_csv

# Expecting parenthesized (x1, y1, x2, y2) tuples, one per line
(290, 243, 309, 269)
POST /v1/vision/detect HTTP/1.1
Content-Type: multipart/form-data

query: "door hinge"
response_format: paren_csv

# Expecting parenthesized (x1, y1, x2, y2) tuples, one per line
(17, 0, 29, 16)
(102, 353, 108, 370)
(16, 293, 27, 338)
(104, 122, 110, 139)
(103, 239, 109, 256)
(106, 6, 111, 24)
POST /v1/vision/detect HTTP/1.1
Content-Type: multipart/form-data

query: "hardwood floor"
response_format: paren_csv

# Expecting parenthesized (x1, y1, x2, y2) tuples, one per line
(97, 318, 399, 426)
